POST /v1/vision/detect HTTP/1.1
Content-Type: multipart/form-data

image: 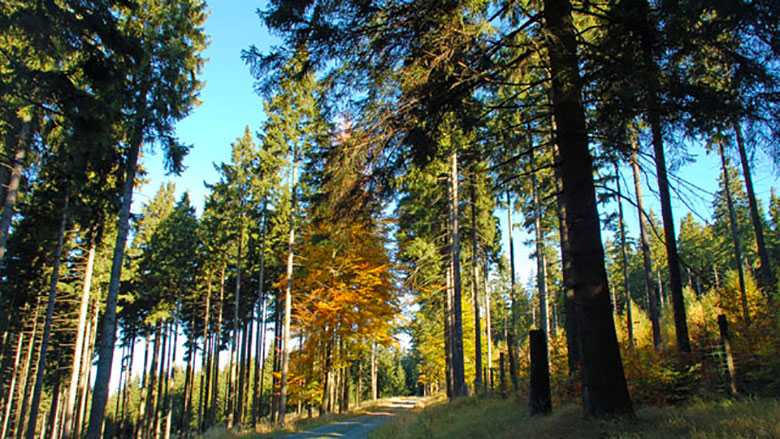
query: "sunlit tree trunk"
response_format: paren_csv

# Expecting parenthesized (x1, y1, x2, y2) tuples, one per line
(252, 203, 267, 428)
(630, 147, 660, 348)
(62, 236, 96, 439)
(17, 297, 43, 439)
(26, 195, 69, 439)
(543, 0, 634, 416)
(0, 119, 31, 263)
(469, 176, 482, 394)
(87, 135, 142, 439)
(278, 151, 298, 426)
(370, 341, 377, 401)
(718, 143, 750, 325)
(198, 271, 212, 432)
(74, 297, 98, 439)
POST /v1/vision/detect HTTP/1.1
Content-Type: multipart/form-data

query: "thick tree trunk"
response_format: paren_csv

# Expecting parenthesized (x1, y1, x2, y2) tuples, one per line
(62, 237, 96, 439)
(0, 120, 31, 263)
(86, 136, 142, 439)
(528, 330, 552, 415)
(469, 176, 482, 394)
(278, 153, 298, 426)
(719, 143, 750, 326)
(543, 0, 634, 416)
(734, 122, 776, 296)
(615, 163, 634, 347)
(630, 147, 661, 348)
(26, 195, 69, 439)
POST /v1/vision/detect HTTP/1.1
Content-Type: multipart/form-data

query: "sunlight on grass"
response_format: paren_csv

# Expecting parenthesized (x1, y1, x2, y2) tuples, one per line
(370, 396, 780, 439)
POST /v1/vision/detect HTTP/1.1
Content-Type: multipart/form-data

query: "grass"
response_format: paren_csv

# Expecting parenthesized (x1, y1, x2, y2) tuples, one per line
(198, 397, 410, 439)
(369, 396, 780, 439)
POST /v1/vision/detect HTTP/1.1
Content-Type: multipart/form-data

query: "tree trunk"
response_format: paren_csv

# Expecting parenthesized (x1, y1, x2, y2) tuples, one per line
(370, 342, 377, 401)
(469, 175, 482, 394)
(505, 191, 519, 394)
(615, 163, 634, 348)
(542, 0, 634, 416)
(136, 337, 150, 439)
(164, 320, 178, 439)
(210, 264, 225, 428)
(74, 297, 99, 439)
(444, 259, 453, 398)
(252, 203, 268, 428)
(630, 147, 661, 348)
(86, 135, 142, 439)
(634, 0, 690, 353)
(154, 324, 169, 439)
(198, 271, 213, 432)
(1, 323, 28, 438)
(26, 195, 69, 439)
(553, 141, 581, 379)
(278, 152, 298, 426)
(17, 298, 43, 439)
(531, 147, 549, 340)
(483, 262, 492, 391)
(228, 221, 244, 430)
(529, 330, 552, 415)
(0, 120, 31, 263)
(719, 143, 750, 326)
(734, 122, 776, 296)
(62, 236, 96, 439)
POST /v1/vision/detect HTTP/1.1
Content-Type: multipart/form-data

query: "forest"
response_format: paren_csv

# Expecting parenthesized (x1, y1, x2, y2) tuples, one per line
(0, 0, 779, 439)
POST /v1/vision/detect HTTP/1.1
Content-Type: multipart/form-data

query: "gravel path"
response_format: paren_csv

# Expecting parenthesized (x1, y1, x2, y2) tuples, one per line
(278, 397, 422, 439)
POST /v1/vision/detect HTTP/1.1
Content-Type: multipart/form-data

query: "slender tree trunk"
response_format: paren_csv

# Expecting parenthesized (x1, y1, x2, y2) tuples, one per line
(483, 263, 492, 384)
(719, 143, 750, 326)
(615, 163, 634, 348)
(210, 264, 225, 428)
(17, 298, 43, 439)
(228, 221, 244, 430)
(154, 324, 170, 439)
(543, 0, 633, 416)
(630, 147, 661, 347)
(143, 325, 160, 439)
(505, 191, 519, 394)
(136, 336, 150, 439)
(278, 152, 298, 426)
(634, 0, 690, 353)
(734, 122, 776, 296)
(62, 236, 96, 439)
(26, 195, 69, 439)
(370, 342, 377, 401)
(198, 271, 212, 432)
(469, 176, 482, 394)
(2, 320, 29, 439)
(86, 135, 142, 439)
(270, 294, 282, 423)
(45, 376, 61, 439)
(0, 120, 31, 263)
(253, 204, 267, 427)
(74, 297, 99, 439)
(164, 320, 178, 439)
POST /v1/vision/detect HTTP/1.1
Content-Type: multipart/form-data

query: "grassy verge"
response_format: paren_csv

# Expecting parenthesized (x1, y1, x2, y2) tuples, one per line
(200, 397, 409, 439)
(370, 396, 780, 439)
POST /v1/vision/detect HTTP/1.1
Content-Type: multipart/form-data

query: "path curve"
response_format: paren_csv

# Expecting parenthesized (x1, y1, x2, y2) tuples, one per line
(278, 397, 422, 439)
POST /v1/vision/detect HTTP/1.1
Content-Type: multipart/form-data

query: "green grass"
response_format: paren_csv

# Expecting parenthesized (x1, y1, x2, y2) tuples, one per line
(369, 396, 780, 439)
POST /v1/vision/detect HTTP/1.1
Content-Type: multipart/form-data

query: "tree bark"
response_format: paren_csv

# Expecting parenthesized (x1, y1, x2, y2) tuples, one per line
(529, 330, 552, 415)
(0, 119, 31, 263)
(252, 203, 268, 428)
(531, 147, 549, 340)
(74, 297, 99, 439)
(26, 195, 69, 439)
(278, 152, 298, 426)
(505, 191, 519, 394)
(630, 147, 661, 348)
(370, 342, 377, 401)
(198, 271, 212, 432)
(227, 221, 244, 430)
(543, 0, 634, 416)
(615, 163, 634, 348)
(469, 175, 482, 394)
(1, 322, 28, 439)
(719, 143, 750, 326)
(86, 136, 142, 439)
(734, 122, 776, 297)
(62, 237, 96, 439)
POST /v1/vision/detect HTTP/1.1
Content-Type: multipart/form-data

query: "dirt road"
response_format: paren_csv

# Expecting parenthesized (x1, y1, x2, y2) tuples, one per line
(278, 397, 421, 439)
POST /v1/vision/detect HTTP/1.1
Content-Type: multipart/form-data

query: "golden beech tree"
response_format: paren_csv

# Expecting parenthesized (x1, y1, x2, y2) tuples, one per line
(283, 220, 400, 412)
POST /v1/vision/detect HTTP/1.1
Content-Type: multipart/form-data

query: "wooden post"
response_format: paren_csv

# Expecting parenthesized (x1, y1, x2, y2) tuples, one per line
(717, 314, 738, 397)
(529, 330, 552, 415)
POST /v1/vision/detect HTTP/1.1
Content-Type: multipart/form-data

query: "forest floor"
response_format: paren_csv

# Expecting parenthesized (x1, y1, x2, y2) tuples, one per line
(369, 395, 780, 439)
(203, 397, 425, 439)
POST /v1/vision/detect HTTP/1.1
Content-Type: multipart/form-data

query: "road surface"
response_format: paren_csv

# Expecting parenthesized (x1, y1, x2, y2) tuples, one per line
(279, 397, 422, 439)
